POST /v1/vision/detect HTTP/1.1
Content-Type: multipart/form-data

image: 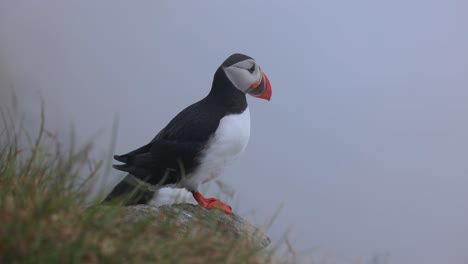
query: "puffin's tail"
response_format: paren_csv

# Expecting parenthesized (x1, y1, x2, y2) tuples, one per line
(101, 174, 155, 205)
(113, 154, 129, 163)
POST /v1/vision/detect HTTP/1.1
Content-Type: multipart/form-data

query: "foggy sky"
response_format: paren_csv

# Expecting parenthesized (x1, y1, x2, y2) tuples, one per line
(1, 1, 467, 263)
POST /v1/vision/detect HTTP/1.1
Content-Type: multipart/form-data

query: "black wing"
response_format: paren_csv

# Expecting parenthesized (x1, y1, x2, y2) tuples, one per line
(113, 99, 225, 185)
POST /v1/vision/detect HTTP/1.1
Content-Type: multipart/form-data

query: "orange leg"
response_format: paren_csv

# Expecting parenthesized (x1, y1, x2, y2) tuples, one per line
(192, 192, 233, 215)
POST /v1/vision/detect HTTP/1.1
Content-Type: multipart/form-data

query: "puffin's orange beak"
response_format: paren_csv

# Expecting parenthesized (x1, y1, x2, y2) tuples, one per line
(248, 71, 272, 101)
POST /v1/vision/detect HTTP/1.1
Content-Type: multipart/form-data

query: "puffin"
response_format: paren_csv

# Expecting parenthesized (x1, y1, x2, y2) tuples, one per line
(104, 53, 272, 215)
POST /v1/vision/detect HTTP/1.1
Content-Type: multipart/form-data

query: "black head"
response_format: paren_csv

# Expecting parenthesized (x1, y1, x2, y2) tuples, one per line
(221, 53, 254, 67)
(211, 53, 272, 101)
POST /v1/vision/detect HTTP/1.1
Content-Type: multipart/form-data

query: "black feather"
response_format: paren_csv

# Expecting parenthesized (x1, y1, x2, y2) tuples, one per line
(104, 53, 251, 204)
(102, 174, 155, 205)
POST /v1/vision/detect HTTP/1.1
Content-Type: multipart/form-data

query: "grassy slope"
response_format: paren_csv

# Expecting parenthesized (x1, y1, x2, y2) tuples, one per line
(0, 110, 288, 264)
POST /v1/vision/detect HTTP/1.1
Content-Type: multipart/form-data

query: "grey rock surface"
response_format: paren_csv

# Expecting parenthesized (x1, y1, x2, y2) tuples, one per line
(119, 203, 271, 248)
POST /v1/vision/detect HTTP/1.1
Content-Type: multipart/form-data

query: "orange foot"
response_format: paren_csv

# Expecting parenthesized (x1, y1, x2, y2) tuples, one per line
(192, 192, 233, 215)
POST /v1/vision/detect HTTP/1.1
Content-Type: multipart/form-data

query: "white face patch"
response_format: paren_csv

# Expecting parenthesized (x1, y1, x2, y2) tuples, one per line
(222, 59, 262, 93)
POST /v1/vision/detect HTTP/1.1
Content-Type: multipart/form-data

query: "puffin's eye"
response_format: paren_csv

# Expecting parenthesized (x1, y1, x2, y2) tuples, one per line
(247, 65, 255, 73)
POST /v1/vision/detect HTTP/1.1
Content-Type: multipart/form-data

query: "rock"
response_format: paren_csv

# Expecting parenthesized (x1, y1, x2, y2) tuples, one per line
(119, 203, 271, 248)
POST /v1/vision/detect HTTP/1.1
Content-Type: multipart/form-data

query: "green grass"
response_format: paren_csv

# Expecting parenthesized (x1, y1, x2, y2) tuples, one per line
(0, 105, 289, 264)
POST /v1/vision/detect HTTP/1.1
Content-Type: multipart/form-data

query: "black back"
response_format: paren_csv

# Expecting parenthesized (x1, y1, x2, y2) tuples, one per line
(112, 54, 249, 189)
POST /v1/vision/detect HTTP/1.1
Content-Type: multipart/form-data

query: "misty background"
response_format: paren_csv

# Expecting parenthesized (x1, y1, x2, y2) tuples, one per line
(1, 1, 467, 263)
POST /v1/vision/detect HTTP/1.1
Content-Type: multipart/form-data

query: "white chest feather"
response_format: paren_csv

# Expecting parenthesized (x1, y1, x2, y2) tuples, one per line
(183, 107, 250, 190)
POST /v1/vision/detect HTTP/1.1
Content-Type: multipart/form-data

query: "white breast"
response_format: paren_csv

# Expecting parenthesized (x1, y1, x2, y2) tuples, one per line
(182, 107, 251, 191)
